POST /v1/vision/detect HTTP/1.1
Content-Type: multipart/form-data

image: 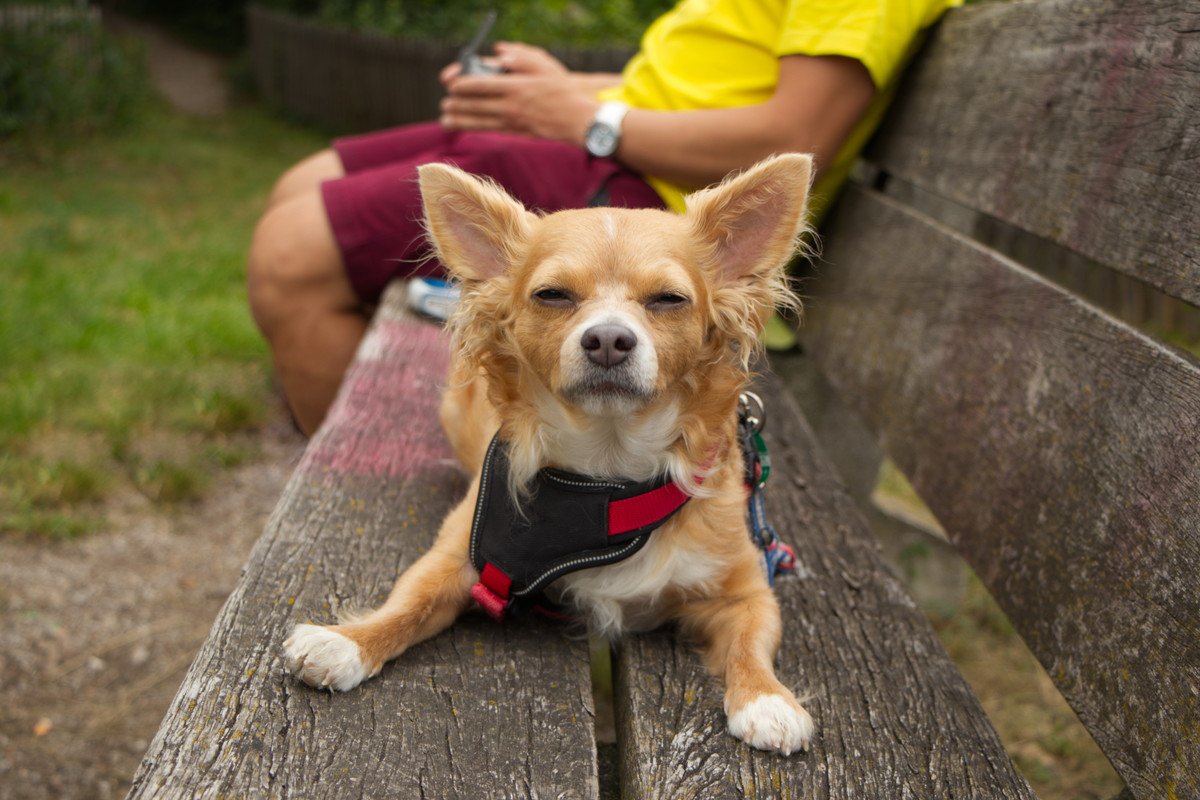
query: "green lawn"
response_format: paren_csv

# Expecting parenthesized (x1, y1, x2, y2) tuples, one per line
(0, 101, 323, 536)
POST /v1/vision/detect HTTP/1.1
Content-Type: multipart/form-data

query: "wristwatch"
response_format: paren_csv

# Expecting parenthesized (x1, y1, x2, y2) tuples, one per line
(584, 101, 630, 158)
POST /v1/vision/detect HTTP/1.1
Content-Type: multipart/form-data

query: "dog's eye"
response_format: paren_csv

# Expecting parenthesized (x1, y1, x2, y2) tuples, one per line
(532, 288, 574, 308)
(647, 292, 689, 311)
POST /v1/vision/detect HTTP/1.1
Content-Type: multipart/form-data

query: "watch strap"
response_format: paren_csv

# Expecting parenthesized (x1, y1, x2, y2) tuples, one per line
(595, 101, 630, 130)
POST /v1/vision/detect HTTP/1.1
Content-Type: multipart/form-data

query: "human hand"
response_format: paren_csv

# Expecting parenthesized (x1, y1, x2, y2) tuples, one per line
(441, 70, 599, 146)
(439, 57, 501, 87)
(439, 41, 567, 87)
(492, 42, 568, 76)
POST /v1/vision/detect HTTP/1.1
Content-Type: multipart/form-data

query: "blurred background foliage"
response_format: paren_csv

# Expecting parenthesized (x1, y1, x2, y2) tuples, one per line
(298, 0, 675, 47)
(103, 0, 674, 52)
(0, 1, 146, 138)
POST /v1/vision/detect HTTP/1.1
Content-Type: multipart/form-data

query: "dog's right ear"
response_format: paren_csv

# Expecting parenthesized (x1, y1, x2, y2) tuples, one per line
(418, 163, 535, 282)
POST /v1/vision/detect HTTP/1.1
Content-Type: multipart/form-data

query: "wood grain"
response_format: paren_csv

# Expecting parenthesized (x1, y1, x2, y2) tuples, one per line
(615, 373, 1035, 799)
(809, 187, 1200, 800)
(868, 0, 1200, 306)
(127, 287, 600, 799)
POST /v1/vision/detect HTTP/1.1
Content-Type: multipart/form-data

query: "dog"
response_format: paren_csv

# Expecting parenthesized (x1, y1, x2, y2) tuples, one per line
(283, 152, 815, 754)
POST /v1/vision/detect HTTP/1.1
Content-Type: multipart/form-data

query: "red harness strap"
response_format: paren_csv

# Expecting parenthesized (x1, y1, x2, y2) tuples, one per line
(607, 481, 691, 536)
(470, 479, 693, 620)
(471, 563, 513, 620)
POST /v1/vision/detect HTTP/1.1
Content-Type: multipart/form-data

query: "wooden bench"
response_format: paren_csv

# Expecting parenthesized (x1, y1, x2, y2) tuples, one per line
(128, 0, 1198, 797)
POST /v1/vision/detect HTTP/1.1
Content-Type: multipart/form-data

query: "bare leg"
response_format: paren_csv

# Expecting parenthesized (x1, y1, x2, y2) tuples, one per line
(678, 568, 815, 754)
(283, 496, 477, 690)
(247, 190, 366, 434)
(267, 148, 344, 210)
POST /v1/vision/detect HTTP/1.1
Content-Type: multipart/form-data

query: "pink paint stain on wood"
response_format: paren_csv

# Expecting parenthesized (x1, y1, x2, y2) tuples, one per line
(302, 318, 458, 479)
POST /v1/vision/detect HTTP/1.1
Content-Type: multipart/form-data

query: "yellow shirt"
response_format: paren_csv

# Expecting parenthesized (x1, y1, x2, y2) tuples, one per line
(600, 0, 961, 220)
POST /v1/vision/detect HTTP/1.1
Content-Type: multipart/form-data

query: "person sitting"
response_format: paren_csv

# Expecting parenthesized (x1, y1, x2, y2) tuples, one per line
(247, 0, 960, 435)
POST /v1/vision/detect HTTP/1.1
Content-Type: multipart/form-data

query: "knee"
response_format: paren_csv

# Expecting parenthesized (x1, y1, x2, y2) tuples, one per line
(267, 149, 343, 209)
(246, 199, 345, 337)
(246, 208, 294, 336)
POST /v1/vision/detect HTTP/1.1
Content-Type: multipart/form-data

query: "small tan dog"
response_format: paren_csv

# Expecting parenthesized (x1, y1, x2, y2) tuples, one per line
(284, 153, 815, 754)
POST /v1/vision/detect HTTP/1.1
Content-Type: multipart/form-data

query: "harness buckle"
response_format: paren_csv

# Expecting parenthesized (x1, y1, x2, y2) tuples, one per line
(471, 581, 511, 621)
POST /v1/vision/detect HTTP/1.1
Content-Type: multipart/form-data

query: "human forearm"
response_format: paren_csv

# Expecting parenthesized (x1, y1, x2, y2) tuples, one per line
(614, 56, 874, 190)
(441, 54, 874, 193)
(615, 104, 813, 191)
(572, 72, 623, 93)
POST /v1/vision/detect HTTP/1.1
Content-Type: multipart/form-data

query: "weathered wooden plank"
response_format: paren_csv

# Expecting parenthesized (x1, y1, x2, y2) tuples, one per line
(128, 286, 599, 799)
(615, 373, 1035, 799)
(868, 0, 1200, 306)
(809, 187, 1200, 800)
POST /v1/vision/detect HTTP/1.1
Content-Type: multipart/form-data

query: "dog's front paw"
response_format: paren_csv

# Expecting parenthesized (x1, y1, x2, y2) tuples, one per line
(283, 624, 376, 691)
(727, 693, 814, 755)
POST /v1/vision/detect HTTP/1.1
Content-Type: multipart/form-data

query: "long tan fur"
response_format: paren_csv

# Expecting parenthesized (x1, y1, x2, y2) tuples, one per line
(284, 154, 818, 754)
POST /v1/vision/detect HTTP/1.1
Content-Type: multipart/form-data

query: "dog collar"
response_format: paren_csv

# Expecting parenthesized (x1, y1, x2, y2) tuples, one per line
(469, 434, 691, 620)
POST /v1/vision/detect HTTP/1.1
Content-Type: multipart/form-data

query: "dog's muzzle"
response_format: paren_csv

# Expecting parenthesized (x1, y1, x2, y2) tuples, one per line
(581, 323, 637, 368)
(559, 315, 657, 410)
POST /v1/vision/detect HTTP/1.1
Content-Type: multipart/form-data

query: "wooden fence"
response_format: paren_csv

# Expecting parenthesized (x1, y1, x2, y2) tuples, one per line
(0, 3, 103, 47)
(246, 5, 635, 134)
(0, 2, 99, 28)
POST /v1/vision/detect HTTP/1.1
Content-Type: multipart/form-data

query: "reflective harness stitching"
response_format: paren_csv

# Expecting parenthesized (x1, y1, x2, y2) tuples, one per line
(607, 481, 691, 536)
(543, 472, 624, 491)
(469, 394, 796, 620)
(512, 536, 648, 598)
(467, 434, 500, 570)
(467, 435, 682, 619)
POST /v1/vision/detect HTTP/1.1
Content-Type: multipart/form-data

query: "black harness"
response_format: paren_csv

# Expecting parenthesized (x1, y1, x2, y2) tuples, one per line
(468, 393, 796, 620)
(468, 434, 690, 619)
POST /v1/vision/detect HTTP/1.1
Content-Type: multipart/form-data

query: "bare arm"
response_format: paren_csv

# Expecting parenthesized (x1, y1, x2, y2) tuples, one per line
(441, 54, 875, 187)
(572, 72, 623, 93)
(617, 56, 873, 189)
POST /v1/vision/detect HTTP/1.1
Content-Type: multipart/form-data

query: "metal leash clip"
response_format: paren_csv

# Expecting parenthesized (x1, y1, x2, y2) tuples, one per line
(738, 391, 770, 487)
(738, 391, 766, 433)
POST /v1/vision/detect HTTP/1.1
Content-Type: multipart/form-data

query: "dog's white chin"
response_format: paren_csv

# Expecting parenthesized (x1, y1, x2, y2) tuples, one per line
(565, 386, 653, 417)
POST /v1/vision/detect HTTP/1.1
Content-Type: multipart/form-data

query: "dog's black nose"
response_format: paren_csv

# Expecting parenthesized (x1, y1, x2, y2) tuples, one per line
(581, 324, 637, 368)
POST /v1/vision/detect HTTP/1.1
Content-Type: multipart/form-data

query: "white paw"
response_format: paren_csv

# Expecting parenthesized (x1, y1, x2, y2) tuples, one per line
(727, 693, 814, 755)
(283, 624, 375, 691)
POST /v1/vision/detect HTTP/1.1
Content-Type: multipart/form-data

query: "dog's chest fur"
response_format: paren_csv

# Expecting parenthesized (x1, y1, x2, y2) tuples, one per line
(552, 523, 723, 637)
(529, 402, 723, 636)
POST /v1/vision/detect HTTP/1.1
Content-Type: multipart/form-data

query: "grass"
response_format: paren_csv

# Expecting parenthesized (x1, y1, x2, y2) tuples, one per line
(0, 99, 324, 537)
(928, 577, 1123, 799)
(870, 468, 1123, 798)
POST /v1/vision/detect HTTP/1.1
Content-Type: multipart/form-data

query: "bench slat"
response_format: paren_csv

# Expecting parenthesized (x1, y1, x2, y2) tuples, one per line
(867, 0, 1200, 307)
(615, 374, 1036, 799)
(128, 289, 600, 799)
(810, 186, 1200, 800)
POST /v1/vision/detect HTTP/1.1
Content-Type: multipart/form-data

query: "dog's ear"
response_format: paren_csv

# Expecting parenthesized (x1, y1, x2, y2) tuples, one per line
(418, 163, 535, 282)
(686, 153, 813, 283)
(686, 154, 812, 365)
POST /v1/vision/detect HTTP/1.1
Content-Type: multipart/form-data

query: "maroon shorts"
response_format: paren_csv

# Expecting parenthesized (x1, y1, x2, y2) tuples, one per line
(321, 122, 667, 303)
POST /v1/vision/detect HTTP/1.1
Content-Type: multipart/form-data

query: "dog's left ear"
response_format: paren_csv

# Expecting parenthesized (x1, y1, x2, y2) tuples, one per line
(418, 163, 536, 283)
(686, 153, 813, 283)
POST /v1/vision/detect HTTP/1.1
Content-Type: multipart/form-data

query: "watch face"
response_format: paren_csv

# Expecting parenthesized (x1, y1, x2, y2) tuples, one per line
(586, 123, 618, 158)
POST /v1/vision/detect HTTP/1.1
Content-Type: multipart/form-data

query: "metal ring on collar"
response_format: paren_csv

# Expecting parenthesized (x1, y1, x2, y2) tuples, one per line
(738, 391, 766, 433)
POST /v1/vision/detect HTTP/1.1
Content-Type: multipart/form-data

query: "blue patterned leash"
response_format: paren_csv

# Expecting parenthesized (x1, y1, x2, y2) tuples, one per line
(738, 392, 797, 586)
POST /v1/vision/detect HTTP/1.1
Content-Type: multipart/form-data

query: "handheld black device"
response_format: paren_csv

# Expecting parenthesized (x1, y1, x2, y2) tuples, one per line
(458, 11, 504, 76)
